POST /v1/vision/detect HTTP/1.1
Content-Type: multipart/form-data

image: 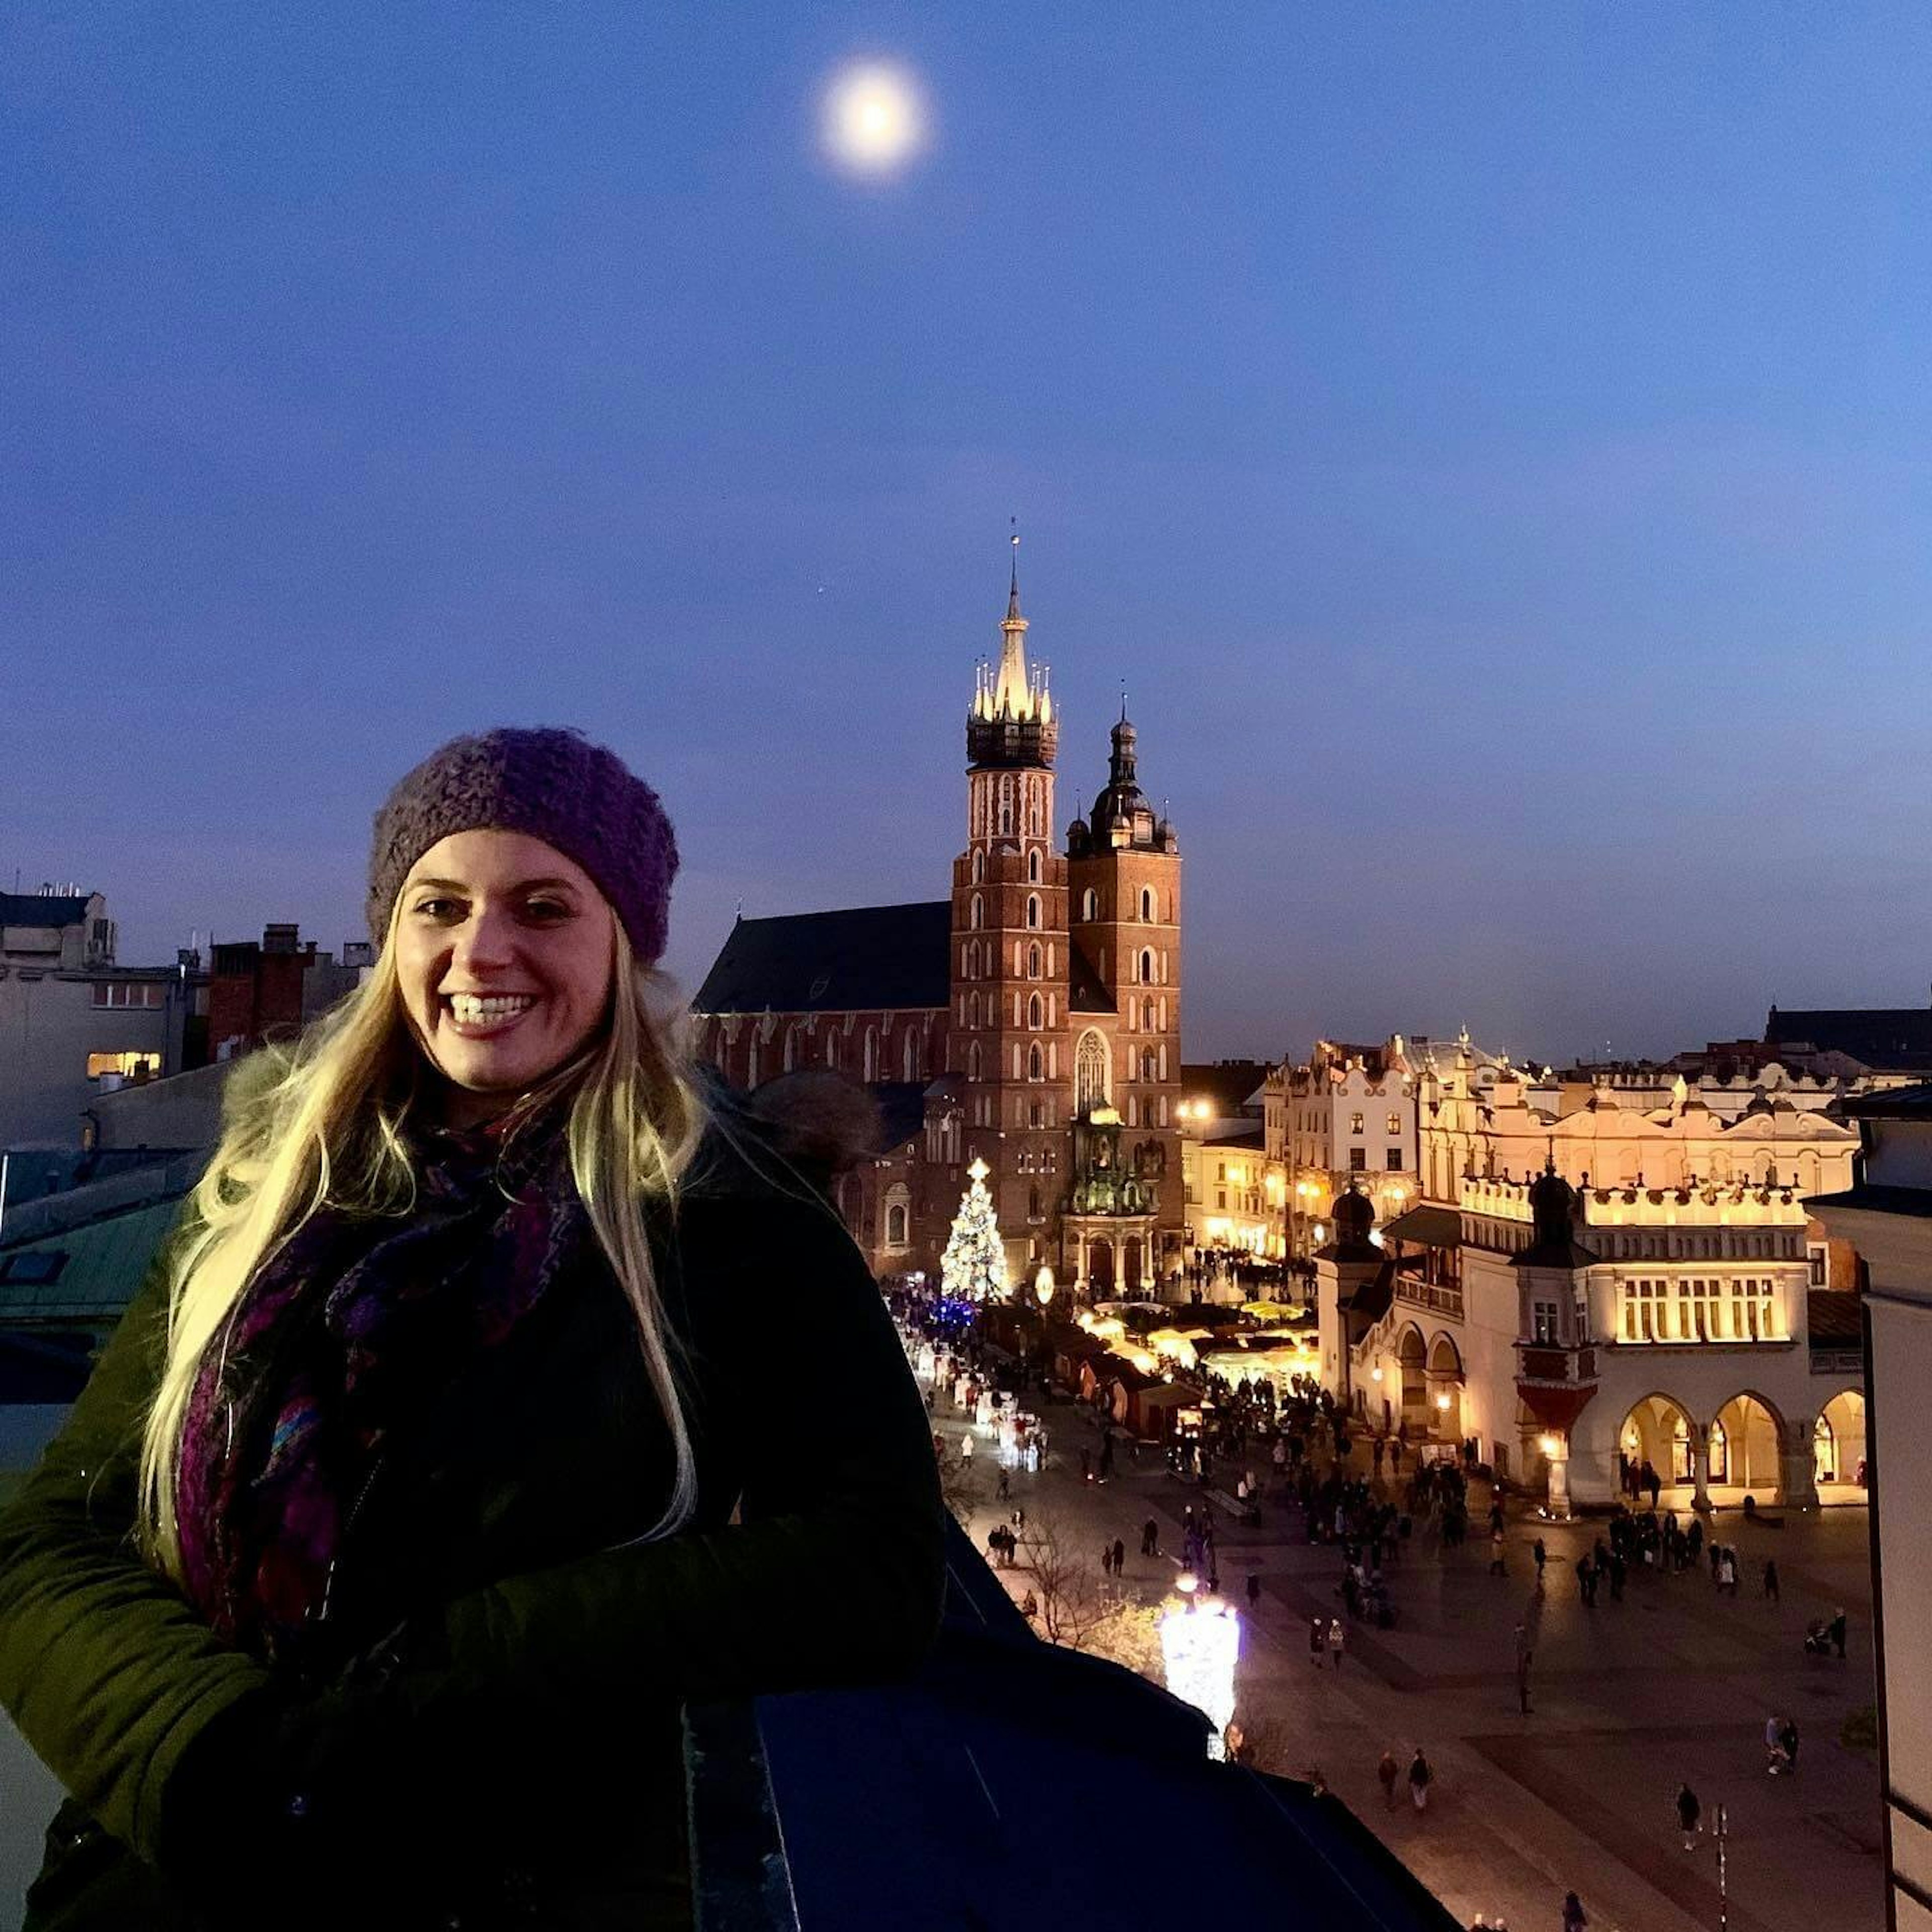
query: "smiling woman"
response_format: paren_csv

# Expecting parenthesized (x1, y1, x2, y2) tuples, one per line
(0, 727, 945, 1930)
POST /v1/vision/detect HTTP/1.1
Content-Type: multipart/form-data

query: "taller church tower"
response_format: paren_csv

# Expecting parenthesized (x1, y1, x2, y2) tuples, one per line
(950, 540, 1071, 1287)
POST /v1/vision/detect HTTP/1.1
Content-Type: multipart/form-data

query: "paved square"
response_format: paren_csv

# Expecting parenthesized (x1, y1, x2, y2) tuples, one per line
(947, 1385, 1880, 1932)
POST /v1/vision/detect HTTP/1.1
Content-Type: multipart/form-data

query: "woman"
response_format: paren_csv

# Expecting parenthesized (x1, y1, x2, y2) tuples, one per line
(0, 729, 946, 1930)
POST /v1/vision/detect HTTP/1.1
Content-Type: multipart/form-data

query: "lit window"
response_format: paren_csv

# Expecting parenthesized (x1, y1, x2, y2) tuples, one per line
(87, 1051, 162, 1081)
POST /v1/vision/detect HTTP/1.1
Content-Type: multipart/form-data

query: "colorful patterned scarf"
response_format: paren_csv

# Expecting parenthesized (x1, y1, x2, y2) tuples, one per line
(175, 1105, 588, 1666)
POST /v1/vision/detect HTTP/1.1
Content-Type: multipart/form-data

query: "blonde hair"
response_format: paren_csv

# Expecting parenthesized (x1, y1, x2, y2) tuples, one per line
(135, 914, 707, 1584)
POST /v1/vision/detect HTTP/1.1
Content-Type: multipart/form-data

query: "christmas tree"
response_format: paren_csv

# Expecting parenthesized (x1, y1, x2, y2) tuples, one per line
(941, 1157, 1008, 1302)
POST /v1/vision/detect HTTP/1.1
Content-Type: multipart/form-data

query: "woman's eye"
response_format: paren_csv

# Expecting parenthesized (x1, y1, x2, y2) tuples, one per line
(413, 898, 462, 920)
(523, 899, 571, 921)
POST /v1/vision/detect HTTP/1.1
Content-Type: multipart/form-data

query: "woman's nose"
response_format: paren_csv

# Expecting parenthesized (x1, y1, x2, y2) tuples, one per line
(452, 909, 516, 973)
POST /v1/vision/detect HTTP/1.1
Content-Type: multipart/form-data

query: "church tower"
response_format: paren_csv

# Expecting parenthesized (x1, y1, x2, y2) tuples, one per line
(950, 537, 1072, 1288)
(1065, 706, 1184, 1287)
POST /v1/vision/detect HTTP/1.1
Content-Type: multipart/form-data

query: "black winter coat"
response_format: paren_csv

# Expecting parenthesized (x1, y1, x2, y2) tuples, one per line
(0, 1123, 946, 1930)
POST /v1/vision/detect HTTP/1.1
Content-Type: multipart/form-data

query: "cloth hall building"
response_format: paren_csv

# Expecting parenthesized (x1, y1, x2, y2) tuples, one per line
(693, 565, 1187, 1296)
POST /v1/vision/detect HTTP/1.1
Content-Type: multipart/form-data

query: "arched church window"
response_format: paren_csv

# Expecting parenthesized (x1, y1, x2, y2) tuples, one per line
(968, 1041, 982, 1082)
(1141, 997, 1155, 1031)
(1029, 1186, 1041, 1220)
(824, 1033, 839, 1070)
(888, 1202, 908, 1247)
(863, 1027, 878, 1081)
(1081, 888, 1098, 922)
(969, 991, 980, 1028)
(970, 894, 983, 931)
(903, 1032, 919, 1081)
(1141, 1048, 1157, 1083)
(1027, 943, 1041, 979)
(1028, 1043, 1044, 1082)
(999, 776, 1014, 836)
(1025, 895, 1040, 929)
(783, 1029, 797, 1072)
(972, 850, 985, 884)
(1028, 992, 1043, 1029)
(747, 1037, 760, 1087)
(1140, 886, 1154, 921)
(1075, 1030, 1109, 1115)
(1027, 848, 1041, 883)
(1139, 947, 1155, 984)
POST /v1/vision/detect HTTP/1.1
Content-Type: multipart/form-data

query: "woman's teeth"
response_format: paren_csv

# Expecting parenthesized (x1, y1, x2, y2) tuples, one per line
(447, 994, 537, 1024)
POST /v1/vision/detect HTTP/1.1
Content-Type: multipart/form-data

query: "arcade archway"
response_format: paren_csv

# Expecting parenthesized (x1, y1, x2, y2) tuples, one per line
(1712, 1392, 1785, 1500)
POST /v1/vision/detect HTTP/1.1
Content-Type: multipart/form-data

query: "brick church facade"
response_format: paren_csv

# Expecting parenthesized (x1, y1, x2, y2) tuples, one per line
(692, 558, 1186, 1297)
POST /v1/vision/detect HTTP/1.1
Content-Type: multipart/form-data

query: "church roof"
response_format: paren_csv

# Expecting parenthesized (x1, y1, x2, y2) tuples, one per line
(693, 903, 951, 1015)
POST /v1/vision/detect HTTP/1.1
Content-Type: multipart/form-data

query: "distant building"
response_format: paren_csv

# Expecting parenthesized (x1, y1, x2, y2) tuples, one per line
(208, 922, 367, 1060)
(1177, 1061, 1279, 1280)
(1352, 1040, 1867, 1511)
(1763, 1000, 1932, 1085)
(1807, 1084, 1932, 1932)
(1267, 1035, 1425, 1259)
(694, 562, 1187, 1297)
(0, 889, 206, 1151)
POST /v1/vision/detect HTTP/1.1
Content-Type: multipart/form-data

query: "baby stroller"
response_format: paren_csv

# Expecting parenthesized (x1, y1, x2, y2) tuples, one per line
(1803, 1619, 1832, 1657)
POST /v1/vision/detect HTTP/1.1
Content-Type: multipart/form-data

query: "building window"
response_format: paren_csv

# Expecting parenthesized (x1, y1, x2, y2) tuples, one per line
(1075, 1030, 1109, 1114)
(1533, 1300, 1558, 1344)
(887, 1202, 908, 1247)
(1349, 1148, 1367, 1172)
(1027, 849, 1041, 883)
(1350, 1112, 1364, 1136)
(1028, 1042, 1043, 1081)
(969, 894, 983, 931)
(1387, 1148, 1404, 1170)
(1141, 997, 1155, 1031)
(968, 1041, 982, 1081)
(87, 1050, 163, 1081)
(972, 850, 985, 883)
(1138, 947, 1155, 984)
(1387, 1113, 1401, 1137)
(1026, 894, 1041, 929)
(1808, 1244, 1827, 1286)
(1028, 1186, 1042, 1221)
(92, 982, 164, 1008)
(1140, 886, 1154, 921)
(1028, 943, 1041, 979)
(1080, 888, 1097, 921)
(824, 1034, 840, 1070)
(1028, 993, 1043, 1029)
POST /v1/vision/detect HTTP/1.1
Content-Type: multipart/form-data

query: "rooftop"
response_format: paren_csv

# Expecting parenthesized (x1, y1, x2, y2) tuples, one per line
(693, 903, 951, 1016)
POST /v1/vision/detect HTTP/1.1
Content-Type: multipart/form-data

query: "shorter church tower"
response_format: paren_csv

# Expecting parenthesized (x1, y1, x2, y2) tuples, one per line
(1064, 708, 1184, 1291)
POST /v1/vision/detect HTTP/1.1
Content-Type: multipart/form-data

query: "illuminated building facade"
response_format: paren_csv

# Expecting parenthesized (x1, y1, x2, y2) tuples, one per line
(1331, 1040, 1866, 1511)
(693, 556, 1186, 1295)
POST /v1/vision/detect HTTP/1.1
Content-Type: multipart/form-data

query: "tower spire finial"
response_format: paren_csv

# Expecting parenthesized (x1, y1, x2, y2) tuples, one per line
(1008, 517, 1020, 617)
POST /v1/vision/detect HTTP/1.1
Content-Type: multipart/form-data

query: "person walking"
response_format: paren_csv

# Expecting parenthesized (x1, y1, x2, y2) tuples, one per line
(1781, 1716, 1800, 1773)
(1408, 1748, 1433, 1812)
(1533, 1538, 1548, 1588)
(1111, 1536, 1125, 1577)
(1378, 1749, 1400, 1809)
(1490, 1527, 1507, 1576)
(1246, 1571, 1262, 1611)
(0, 726, 948, 1929)
(1676, 1782, 1701, 1849)
(1762, 1558, 1780, 1604)
(1830, 1607, 1849, 1658)
(1562, 1891, 1587, 1932)
(1311, 1615, 1327, 1668)
(1328, 1617, 1346, 1671)
(1514, 1624, 1533, 1715)
(961, 1428, 975, 1462)
(1101, 1542, 1114, 1578)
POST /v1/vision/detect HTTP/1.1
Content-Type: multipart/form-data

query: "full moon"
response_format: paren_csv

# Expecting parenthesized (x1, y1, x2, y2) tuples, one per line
(822, 60, 927, 176)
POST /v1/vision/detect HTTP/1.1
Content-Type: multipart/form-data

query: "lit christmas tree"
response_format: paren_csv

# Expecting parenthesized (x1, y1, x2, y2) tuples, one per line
(941, 1157, 1008, 1303)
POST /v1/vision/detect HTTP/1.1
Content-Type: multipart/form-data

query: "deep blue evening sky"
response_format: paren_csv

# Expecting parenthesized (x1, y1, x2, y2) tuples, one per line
(7, 4, 1930, 1063)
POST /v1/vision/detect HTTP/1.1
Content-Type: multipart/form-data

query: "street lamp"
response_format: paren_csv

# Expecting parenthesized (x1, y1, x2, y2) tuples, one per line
(1034, 1263, 1055, 1307)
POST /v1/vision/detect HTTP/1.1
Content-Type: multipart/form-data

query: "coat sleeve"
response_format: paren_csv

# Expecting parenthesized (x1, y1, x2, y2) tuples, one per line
(0, 1211, 273, 1867)
(433, 1187, 946, 1713)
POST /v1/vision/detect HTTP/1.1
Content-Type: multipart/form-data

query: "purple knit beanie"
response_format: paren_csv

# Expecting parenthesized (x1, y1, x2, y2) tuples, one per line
(366, 728, 678, 963)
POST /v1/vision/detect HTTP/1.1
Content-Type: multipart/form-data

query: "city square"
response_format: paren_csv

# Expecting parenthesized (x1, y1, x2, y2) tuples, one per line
(934, 1361, 1881, 1932)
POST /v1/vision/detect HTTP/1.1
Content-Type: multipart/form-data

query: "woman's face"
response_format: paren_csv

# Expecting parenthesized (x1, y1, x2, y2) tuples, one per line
(394, 829, 617, 1124)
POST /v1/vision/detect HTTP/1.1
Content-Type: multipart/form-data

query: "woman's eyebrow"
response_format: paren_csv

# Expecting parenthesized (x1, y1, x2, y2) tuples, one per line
(406, 876, 582, 894)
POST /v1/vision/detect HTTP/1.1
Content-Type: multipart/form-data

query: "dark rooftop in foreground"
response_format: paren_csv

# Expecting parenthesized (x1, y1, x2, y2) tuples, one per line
(693, 1517, 1463, 1929)
(693, 903, 951, 1015)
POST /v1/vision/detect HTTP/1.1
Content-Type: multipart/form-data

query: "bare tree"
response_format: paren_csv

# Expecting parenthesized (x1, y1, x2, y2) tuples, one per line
(932, 1432, 983, 1523)
(1017, 1509, 1115, 1649)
